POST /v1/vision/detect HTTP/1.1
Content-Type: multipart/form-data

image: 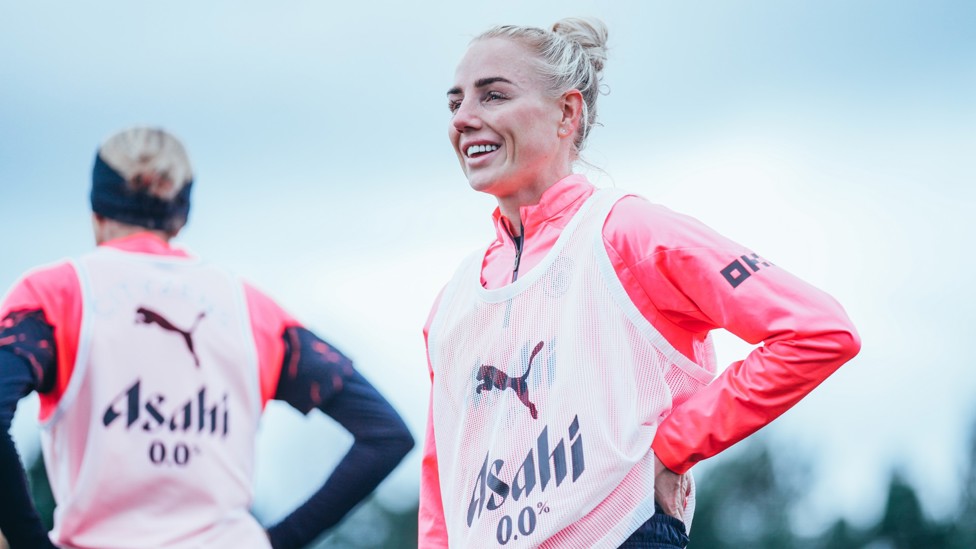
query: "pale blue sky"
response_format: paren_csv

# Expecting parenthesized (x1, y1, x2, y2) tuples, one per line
(2, 0, 974, 533)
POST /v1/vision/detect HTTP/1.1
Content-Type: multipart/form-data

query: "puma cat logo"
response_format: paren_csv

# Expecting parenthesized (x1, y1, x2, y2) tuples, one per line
(475, 341, 544, 419)
(136, 307, 206, 368)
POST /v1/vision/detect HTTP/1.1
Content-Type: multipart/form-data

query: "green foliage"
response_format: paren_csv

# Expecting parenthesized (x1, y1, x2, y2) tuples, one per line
(26, 451, 55, 530)
(688, 439, 803, 549)
(946, 418, 976, 549)
(817, 518, 868, 549)
(311, 496, 418, 549)
(688, 432, 971, 549)
(875, 472, 938, 548)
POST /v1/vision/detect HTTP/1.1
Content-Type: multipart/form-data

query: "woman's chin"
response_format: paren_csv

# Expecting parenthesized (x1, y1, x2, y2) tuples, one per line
(465, 174, 500, 195)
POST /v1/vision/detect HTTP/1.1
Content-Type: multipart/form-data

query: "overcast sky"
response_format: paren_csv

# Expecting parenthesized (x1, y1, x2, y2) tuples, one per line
(2, 0, 974, 534)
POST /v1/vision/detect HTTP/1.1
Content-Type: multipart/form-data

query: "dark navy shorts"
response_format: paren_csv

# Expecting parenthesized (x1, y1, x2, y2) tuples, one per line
(617, 503, 689, 549)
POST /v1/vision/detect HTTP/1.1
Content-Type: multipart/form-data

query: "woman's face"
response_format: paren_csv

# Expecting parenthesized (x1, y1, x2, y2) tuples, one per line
(448, 38, 569, 198)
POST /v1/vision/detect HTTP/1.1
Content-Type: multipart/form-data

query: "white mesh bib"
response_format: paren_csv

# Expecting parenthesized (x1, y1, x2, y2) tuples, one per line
(428, 189, 715, 548)
(41, 247, 268, 549)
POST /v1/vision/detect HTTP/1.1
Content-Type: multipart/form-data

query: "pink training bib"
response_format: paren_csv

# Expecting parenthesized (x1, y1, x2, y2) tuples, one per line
(41, 247, 268, 549)
(428, 190, 713, 548)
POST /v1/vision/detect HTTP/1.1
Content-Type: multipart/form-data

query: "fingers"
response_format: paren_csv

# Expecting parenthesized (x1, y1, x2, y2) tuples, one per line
(653, 454, 688, 521)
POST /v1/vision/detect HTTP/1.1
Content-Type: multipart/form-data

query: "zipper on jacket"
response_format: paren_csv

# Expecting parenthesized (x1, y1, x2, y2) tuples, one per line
(510, 225, 524, 283)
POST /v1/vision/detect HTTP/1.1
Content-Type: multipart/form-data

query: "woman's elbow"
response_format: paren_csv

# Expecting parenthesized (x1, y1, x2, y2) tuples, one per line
(834, 319, 862, 363)
(815, 321, 860, 369)
(393, 425, 416, 458)
(382, 418, 416, 460)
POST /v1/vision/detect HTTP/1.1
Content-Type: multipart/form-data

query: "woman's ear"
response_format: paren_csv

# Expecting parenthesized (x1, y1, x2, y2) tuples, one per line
(558, 89, 585, 137)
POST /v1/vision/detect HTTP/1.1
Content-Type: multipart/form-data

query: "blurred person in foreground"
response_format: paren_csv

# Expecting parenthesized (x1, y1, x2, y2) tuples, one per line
(0, 126, 414, 548)
(419, 17, 860, 548)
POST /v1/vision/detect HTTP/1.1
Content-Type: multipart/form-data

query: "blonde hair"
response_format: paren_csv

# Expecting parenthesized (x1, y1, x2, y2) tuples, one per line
(98, 127, 193, 201)
(476, 17, 609, 152)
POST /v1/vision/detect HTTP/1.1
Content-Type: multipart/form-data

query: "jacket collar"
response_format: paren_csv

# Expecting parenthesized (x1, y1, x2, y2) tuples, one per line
(490, 174, 594, 241)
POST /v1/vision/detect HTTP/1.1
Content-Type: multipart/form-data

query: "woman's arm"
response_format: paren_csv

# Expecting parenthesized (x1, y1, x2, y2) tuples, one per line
(649, 250, 860, 474)
(418, 291, 449, 548)
(0, 309, 59, 549)
(419, 390, 449, 547)
(603, 196, 861, 475)
(264, 326, 415, 549)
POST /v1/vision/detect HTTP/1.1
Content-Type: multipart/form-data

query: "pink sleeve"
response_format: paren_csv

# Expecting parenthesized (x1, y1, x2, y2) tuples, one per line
(419, 289, 449, 548)
(1, 262, 83, 421)
(604, 196, 861, 474)
(242, 283, 300, 407)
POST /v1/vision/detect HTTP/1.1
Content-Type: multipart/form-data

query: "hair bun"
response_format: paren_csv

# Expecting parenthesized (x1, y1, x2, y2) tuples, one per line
(552, 17, 608, 74)
(98, 127, 193, 201)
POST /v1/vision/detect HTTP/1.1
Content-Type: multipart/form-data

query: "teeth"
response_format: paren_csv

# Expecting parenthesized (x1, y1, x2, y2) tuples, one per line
(466, 144, 499, 157)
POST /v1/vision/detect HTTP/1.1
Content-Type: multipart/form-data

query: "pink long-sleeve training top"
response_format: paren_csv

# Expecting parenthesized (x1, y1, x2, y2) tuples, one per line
(419, 174, 860, 546)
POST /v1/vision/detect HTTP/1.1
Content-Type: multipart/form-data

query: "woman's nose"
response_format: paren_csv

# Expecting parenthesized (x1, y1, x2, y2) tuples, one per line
(451, 100, 481, 133)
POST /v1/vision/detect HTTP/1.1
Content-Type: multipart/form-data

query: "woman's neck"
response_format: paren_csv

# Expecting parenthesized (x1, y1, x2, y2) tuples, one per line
(495, 171, 572, 236)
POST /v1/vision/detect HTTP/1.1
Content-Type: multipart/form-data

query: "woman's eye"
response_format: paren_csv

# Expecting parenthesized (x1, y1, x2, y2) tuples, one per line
(485, 91, 506, 103)
(448, 99, 462, 113)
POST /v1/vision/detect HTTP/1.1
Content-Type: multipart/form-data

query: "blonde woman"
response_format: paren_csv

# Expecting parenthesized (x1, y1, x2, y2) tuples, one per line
(420, 18, 859, 548)
(0, 127, 414, 548)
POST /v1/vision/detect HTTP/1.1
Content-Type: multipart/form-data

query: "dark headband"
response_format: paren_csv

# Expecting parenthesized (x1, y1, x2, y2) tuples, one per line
(90, 153, 192, 233)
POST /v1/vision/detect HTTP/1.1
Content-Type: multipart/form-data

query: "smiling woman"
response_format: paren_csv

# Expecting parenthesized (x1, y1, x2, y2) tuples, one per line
(421, 16, 861, 549)
(446, 19, 606, 228)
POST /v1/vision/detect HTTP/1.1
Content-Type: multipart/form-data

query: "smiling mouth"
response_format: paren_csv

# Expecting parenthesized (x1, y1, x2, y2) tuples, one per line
(466, 144, 499, 158)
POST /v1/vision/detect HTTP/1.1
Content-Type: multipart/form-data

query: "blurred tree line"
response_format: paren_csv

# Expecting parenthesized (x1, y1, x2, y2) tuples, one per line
(17, 417, 976, 548)
(686, 426, 976, 549)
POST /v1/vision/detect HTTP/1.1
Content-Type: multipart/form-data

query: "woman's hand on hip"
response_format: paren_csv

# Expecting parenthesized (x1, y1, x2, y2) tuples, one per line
(654, 454, 690, 522)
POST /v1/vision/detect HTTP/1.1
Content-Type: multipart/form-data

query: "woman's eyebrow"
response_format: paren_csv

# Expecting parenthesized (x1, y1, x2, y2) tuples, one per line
(446, 76, 515, 96)
(475, 76, 513, 88)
